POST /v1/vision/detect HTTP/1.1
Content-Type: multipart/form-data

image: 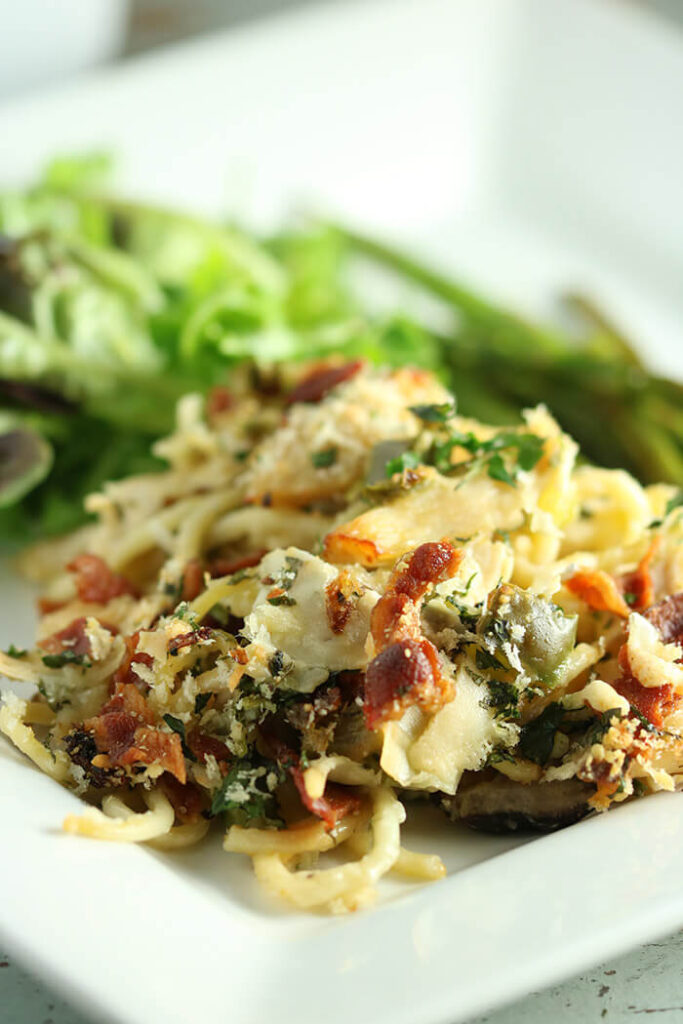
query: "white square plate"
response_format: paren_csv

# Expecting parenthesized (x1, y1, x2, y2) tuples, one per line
(1, 2, 682, 1022)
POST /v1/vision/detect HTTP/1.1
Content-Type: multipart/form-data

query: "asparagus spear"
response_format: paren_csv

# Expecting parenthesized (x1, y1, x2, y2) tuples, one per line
(340, 228, 683, 486)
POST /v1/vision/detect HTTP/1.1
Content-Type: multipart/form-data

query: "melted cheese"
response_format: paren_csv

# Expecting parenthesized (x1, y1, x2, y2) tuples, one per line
(627, 612, 683, 692)
(325, 470, 530, 567)
(564, 679, 630, 716)
(379, 664, 515, 793)
(243, 547, 378, 691)
(561, 465, 652, 555)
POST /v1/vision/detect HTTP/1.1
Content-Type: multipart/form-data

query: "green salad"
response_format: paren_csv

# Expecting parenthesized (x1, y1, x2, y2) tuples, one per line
(1, 154, 681, 547)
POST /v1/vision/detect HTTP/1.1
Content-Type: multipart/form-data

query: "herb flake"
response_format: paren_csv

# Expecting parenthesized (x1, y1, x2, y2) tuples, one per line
(41, 650, 91, 669)
(210, 758, 284, 827)
(518, 702, 567, 764)
(311, 446, 338, 469)
(385, 451, 421, 477)
(409, 401, 456, 423)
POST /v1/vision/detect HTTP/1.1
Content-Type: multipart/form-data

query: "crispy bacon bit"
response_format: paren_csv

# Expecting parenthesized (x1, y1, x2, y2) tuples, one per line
(644, 592, 683, 645)
(117, 728, 186, 783)
(186, 729, 231, 767)
(612, 593, 683, 727)
(393, 542, 462, 602)
(577, 760, 621, 810)
(364, 638, 449, 729)
(180, 559, 205, 602)
(88, 711, 140, 762)
(565, 569, 631, 618)
(614, 672, 675, 729)
(40, 616, 116, 657)
(261, 734, 361, 829)
(619, 539, 660, 612)
(371, 591, 413, 650)
(92, 683, 155, 727)
(208, 550, 268, 578)
(371, 541, 462, 649)
(37, 598, 66, 615)
(591, 779, 622, 810)
(288, 686, 343, 729)
(325, 571, 360, 635)
(290, 768, 363, 830)
(113, 631, 153, 690)
(81, 682, 186, 782)
(168, 626, 214, 656)
(363, 541, 461, 729)
(285, 359, 364, 405)
(206, 385, 234, 421)
(159, 775, 204, 823)
(67, 554, 138, 604)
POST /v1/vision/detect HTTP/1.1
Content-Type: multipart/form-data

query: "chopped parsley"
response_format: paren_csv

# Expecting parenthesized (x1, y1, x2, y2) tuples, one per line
(172, 601, 199, 628)
(409, 401, 456, 423)
(385, 450, 421, 477)
(475, 647, 507, 672)
(311, 446, 338, 468)
(454, 604, 481, 629)
(5, 644, 27, 658)
(387, 424, 545, 487)
(162, 713, 196, 760)
(266, 593, 297, 607)
(163, 713, 186, 738)
(194, 692, 212, 714)
(264, 555, 302, 605)
(41, 650, 91, 669)
(484, 680, 520, 719)
(268, 650, 285, 677)
(278, 555, 302, 589)
(666, 490, 683, 516)
(583, 707, 624, 746)
(627, 706, 656, 734)
(36, 679, 70, 711)
(486, 452, 516, 487)
(444, 571, 477, 599)
(651, 490, 683, 529)
(517, 702, 567, 764)
(485, 745, 515, 767)
(209, 757, 285, 827)
(435, 428, 545, 486)
(268, 649, 292, 680)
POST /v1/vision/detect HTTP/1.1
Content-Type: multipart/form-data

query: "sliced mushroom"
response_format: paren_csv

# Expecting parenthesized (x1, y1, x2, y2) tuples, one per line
(645, 592, 683, 646)
(441, 773, 593, 833)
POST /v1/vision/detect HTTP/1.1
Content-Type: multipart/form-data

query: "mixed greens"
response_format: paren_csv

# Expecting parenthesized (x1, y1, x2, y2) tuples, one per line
(1, 154, 682, 547)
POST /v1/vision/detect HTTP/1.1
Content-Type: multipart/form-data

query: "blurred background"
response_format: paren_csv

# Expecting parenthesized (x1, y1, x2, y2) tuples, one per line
(0, 0, 680, 99)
